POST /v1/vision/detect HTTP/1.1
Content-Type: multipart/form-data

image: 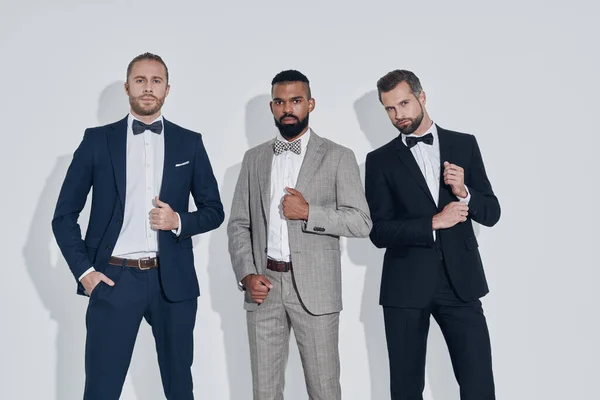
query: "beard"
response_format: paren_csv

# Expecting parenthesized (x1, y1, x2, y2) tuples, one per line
(274, 113, 309, 140)
(129, 94, 165, 116)
(394, 104, 425, 135)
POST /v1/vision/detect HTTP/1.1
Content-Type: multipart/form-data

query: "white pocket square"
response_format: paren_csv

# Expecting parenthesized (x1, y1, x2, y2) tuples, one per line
(175, 161, 190, 167)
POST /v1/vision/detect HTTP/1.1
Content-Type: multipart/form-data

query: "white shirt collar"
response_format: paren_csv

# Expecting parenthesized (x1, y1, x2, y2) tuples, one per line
(401, 122, 437, 147)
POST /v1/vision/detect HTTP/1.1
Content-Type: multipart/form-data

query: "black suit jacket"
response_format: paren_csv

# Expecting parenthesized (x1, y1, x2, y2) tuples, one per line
(365, 125, 500, 308)
(52, 116, 224, 302)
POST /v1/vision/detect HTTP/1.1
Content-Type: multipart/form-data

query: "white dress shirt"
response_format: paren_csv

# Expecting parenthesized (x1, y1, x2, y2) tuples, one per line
(79, 114, 181, 281)
(267, 129, 311, 262)
(401, 122, 470, 240)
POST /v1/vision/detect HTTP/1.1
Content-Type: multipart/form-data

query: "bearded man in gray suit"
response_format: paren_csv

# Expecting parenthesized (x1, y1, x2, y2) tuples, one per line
(227, 70, 372, 400)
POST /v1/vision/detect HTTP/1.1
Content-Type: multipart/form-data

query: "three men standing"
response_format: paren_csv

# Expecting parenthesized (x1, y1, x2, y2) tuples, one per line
(53, 55, 499, 400)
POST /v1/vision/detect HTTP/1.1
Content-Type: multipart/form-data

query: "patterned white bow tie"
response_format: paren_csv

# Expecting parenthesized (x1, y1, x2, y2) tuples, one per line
(273, 139, 302, 155)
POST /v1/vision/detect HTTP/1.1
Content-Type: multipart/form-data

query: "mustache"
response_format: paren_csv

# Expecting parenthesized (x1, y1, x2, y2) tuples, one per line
(137, 94, 159, 100)
(279, 113, 299, 123)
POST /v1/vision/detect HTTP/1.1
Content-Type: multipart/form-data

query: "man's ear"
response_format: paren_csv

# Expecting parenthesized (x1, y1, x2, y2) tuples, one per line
(419, 90, 427, 106)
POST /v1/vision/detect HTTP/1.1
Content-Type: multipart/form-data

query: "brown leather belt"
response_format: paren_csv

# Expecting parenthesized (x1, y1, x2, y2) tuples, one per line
(267, 258, 292, 272)
(109, 256, 159, 270)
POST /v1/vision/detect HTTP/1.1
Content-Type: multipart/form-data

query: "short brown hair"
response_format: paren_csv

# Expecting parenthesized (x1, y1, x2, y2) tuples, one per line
(376, 69, 422, 103)
(126, 52, 169, 83)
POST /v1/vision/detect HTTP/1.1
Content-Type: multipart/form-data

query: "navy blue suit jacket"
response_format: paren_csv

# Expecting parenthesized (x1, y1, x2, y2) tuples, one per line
(52, 116, 224, 302)
(365, 126, 500, 308)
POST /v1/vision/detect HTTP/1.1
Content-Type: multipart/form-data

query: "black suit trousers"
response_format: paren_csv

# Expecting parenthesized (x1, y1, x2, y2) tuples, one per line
(383, 260, 495, 400)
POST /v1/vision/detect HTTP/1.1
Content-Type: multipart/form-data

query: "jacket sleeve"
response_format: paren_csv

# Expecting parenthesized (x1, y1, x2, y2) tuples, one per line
(304, 149, 372, 238)
(51, 130, 94, 280)
(178, 135, 225, 238)
(465, 136, 501, 227)
(227, 152, 259, 283)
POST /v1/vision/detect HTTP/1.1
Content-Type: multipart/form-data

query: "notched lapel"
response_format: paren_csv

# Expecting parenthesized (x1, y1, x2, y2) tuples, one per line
(159, 119, 178, 202)
(394, 136, 436, 205)
(295, 131, 326, 194)
(257, 141, 275, 219)
(437, 126, 458, 208)
(106, 116, 128, 208)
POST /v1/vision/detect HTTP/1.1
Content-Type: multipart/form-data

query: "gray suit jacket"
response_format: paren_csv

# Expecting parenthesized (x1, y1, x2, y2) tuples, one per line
(227, 131, 372, 314)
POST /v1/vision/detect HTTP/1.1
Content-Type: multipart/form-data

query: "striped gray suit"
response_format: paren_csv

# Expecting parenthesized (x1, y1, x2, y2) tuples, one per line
(228, 130, 372, 399)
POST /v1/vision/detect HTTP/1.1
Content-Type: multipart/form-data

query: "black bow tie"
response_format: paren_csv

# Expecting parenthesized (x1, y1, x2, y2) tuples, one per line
(405, 133, 434, 148)
(132, 119, 163, 135)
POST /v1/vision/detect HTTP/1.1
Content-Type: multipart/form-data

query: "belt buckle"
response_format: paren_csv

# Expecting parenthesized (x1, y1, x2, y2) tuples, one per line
(278, 262, 288, 272)
(276, 261, 289, 272)
(137, 257, 153, 270)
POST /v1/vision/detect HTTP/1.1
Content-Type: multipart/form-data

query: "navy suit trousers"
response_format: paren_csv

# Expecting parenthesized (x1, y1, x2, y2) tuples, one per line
(84, 264, 197, 400)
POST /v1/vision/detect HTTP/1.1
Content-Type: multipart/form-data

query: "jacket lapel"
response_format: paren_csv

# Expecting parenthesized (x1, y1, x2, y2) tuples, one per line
(258, 130, 325, 222)
(295, 130, 326, 194)
(437, 125, 457, 208)
(257, 140, 275, 219)
(395, 135, 436, 205)
(106, 116, 128, 208)
(159, 119, 178, 202)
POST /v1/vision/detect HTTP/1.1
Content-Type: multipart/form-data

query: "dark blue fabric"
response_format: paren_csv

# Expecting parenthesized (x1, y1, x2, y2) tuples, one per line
(52, 116, 224, 302)
(84, 265, 197, 399)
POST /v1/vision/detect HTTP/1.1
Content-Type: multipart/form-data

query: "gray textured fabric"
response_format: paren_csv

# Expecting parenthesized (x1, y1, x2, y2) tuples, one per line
(228, 131, 372, 314)
(247, 269, 341, 400)
(228, 130, 372, 398)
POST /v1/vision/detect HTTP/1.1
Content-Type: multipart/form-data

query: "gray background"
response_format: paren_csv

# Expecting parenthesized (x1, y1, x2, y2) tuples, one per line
(1, 0, 598, 398)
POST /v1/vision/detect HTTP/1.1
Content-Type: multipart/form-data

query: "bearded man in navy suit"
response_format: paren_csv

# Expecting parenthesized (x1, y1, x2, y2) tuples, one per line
(52, 52, 224, 400)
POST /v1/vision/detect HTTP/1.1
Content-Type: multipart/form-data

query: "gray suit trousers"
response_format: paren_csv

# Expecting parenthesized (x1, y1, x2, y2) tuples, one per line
(246, 268, 341, 400)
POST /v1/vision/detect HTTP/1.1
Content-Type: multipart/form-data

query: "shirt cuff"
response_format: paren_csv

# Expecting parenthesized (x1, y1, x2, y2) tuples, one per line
(458, 186, 471, 204)
(172, 213, 182, 236)
(79, 267, 95, 281)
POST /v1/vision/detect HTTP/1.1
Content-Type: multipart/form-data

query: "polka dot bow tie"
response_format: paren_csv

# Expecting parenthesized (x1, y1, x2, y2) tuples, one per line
(273, 139, 302, 155)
